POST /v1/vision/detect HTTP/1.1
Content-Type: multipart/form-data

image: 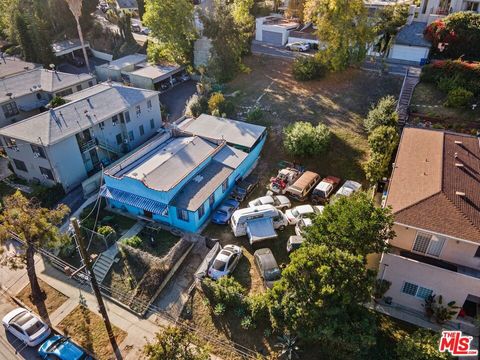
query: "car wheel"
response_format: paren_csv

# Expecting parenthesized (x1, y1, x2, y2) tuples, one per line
(299, 48, 304, 52)
(286, 46, 291, 51)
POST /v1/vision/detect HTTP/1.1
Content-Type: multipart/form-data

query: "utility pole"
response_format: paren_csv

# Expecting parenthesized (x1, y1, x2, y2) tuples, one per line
(70, 217, 122, 360)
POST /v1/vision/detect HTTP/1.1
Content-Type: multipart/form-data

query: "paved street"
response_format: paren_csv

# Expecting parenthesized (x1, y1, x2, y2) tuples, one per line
(251, 40, 314, 60)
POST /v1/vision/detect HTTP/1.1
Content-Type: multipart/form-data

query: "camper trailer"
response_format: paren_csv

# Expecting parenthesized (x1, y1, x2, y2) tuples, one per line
(230, 205, 288, 245)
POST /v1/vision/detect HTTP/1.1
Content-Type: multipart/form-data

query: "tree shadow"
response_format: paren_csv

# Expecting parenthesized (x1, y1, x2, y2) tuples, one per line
(30, 291, 51, 326)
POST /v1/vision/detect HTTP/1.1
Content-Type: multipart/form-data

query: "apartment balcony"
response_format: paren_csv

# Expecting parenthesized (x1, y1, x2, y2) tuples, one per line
(78, 138, 96, 153)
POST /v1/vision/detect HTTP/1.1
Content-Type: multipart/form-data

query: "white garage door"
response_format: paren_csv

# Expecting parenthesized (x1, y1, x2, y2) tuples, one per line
(262, 30, 283, 45)
(389, 45, 429, 63)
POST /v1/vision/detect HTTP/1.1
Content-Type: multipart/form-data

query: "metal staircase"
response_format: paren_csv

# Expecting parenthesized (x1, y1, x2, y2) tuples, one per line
(397, 67, 421, 126)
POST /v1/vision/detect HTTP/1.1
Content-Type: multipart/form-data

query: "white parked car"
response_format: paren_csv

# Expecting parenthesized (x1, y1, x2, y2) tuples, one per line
(208, 245, 243, 280)
(295, 217, 313, 237)
(333, 180, 362, 199)
(285, 204, 324, 225)
(2, 307, 51, 347)
(248, 195, 291, 210)
(285, 42, 310, 52)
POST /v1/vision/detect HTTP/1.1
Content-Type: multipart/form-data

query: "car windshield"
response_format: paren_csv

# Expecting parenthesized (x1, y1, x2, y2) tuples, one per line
(265, 268, 281, 281)
(212, 260, 226, 271)
(47, 337, 68, 351)
(24, 320, 43, 336)
(216, 210, 228, 216)
(291, 209, 299, 217)
(315, 189, 327, 198)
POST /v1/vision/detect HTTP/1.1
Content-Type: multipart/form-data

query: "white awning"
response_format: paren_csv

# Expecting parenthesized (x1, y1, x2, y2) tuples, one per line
(246, 218, 277, 244)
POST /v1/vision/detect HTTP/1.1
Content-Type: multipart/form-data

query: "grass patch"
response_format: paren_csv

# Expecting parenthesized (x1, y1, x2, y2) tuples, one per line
(58, 305, 127, 360)
(80, 199, 137, 235)
(135, 228, 181, 258)
(17, 279, 69, 315)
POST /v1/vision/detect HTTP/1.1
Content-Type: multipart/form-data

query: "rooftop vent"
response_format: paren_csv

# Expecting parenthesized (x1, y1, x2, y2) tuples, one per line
(456, 191, 466, 197)
(455, 163, 464, 168)
(193, 175, 204, 183)
(455, 140, 463, 145)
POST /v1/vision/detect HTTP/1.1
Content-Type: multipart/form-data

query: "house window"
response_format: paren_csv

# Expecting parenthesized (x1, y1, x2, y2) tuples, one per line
(112, 115, 118, 126)
(30, 144, 46, 159)
(401, 282, 433, 300)
(128, 131, 134, 141)
(39, 166, 54, 181)
(99, 121, 105, 130)
(88, 81, 94, 87)
(136, 105, 141, 116)
(125, 111, 131, 123)
(412, 232, 445, 257)
(139, 125, 144, 136)
(2, 102, 19, 118)
(119, 113, 125, 123)
(116, 134, 123, 145)
(76, 84, 82, 92)
(222, 179, 228, 193)
(13, 159, 27, 172)
(147, 100, 152, 109)
(198, 204, 205, 218)
(56, 88, 73, 97)
(177, 208, 189, 222)
(209, 193, 215, 208)
(150, 119, 155, 129)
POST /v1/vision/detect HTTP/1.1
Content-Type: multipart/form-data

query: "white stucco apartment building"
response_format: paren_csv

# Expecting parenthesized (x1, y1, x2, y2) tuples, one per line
(0, 83, 162, 192)
(379, 128, 480, 330)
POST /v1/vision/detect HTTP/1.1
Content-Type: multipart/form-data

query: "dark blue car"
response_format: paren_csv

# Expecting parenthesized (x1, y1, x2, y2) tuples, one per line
(38, 335, 92, 360)
(211, 199, 240, 224)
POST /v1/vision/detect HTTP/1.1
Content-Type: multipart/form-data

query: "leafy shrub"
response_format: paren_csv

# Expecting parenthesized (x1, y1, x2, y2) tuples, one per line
(364, 96, 398, 133)
(247, 293, 269, 322)
(213, 303, 226, 316)
(421, 60, 480, 95)
(444, 87, 474, 108)
(208, 92, 235, 117)
(240, 316, 255, 330)
(122, 235, 142, 248)
(30, 183, 65, 209)
(396, 329, 453, 360)
(292, 57, 327, 81)
(246, 106, 263, 122)
(203, 277, 245, 307)
(48, 96, 66, 109)
(283, 121, 331, 156)
(185, 94, 209, 117)
(373, 279, 391, 299)
(97, 225, 115, 238)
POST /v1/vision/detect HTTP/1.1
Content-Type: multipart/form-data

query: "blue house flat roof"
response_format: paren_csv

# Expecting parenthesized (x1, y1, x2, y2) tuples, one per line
(395, 21, 431, 48)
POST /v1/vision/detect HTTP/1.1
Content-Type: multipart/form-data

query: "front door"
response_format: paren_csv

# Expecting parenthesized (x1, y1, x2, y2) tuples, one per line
(143, 210, 153, 219)
(89, 149, 99, 167)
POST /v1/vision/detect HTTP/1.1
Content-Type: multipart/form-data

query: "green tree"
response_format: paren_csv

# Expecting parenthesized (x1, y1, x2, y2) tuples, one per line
(396, 329, 453, 360)
(143, 0, 196, 64)
(13, 12, 37, 62)
(49, 96, 67, 108)
(65, 0, 91, 72)
(144, 326, 209, 360)
(304, 192, 394, 257)
(363, 152, 389, 184)
(231, 0, 255, 56)
(283, 121, 331, 156)
(0, 192, 69, 304)
(287, 0, 305, 22)
(373, 4, 409, 56)
(267, 244, 377, 358)
(364, 95, 398, 133)
(305, 0, 373, 71)
(292, 56, 327, 81)
(363, 125, 399, 183)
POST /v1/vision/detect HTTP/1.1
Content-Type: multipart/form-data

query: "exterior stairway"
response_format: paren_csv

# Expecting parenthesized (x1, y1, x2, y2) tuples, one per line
(397, 67, 421, 126)
(92, 250, 117, 284)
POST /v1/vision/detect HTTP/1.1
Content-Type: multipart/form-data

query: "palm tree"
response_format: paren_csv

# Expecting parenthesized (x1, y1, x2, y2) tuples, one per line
(65, 0, 91, 73)
(275, 333, 301, 360)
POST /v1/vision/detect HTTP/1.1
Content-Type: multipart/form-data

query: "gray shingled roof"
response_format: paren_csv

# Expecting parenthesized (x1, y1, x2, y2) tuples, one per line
(172, 161, 233, 211)
(179, 114, 266, 149)
(0, 58, 41, 79)
(213, 145, 248, 169)
(0, 83, 158, 146)
(96, 54, 147, 71)
(0, 68, 94, 103)
(395, 21, 431, 48)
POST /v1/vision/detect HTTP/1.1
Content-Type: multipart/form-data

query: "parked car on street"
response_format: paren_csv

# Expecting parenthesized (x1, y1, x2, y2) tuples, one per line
(231, 175, 258, 202)
(208, 245, 243, 280)
(211, 198, 240, 225)
(295, 217, 313, 237)
(311, 176, 341, 204)
(131, 24, 142, 33)
(285, 42, 310, 52)
(332, 180, 362, 200)
(2, 308, 51, 347)
(287, 235, 305, 253)
(254, 248, 281, 289)
(67, 56, 85, 68)
(285, 204, 324, 225)
(248, 195, 291, 210)
(39, 335, 93, 360)
(141, 27, 151, 35)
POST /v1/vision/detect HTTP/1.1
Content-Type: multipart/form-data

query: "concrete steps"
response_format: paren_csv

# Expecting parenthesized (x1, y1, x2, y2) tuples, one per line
(397, 67, 420, 126)
(93, 252, 116, 284)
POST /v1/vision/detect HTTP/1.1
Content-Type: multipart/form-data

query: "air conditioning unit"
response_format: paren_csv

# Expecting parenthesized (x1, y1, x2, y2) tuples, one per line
(33, 152, 40, 158)
(12, 146, 19, 152)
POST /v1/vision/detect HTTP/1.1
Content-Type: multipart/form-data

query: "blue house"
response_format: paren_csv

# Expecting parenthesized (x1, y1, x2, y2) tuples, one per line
(101, 114, 267, 233)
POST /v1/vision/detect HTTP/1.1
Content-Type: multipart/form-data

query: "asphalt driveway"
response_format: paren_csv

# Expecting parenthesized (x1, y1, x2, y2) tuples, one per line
(159, 80, 197, 122)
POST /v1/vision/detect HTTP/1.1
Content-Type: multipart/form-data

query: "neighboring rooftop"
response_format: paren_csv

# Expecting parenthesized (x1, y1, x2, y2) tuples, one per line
(395, 21, 431, 47)
(385, 127, 480, 243)
(52, 39, 89, 56)
(97, 54, 147, 71)
(0, 83, 158, 145)
(116, 0, 138, 9)
(0, 68, 94, 104)
(179, 114, 266, 150)
(0, 57, 41, 79)
(262, 16, 299, 28)
(130, 64, 182, 81)
(108, 136, 221, 191)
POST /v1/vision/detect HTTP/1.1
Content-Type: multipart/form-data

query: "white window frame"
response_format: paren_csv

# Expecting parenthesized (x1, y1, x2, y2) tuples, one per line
(412, 231, 446, 257)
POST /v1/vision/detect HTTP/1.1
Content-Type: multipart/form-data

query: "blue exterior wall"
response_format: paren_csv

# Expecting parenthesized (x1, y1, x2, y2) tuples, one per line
(104, 134, 266, 233)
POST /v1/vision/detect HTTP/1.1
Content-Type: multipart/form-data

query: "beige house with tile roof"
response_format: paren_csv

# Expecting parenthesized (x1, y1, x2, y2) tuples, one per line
(379, 127, 480, 328)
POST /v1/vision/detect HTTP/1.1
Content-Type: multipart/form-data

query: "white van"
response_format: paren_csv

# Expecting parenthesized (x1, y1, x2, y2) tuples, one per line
(230, 205, 288, 245)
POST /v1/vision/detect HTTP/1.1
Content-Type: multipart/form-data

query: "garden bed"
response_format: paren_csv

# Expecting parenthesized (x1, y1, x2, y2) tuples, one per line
(58, 305, 127, 360)
(17, 279, 69, 315)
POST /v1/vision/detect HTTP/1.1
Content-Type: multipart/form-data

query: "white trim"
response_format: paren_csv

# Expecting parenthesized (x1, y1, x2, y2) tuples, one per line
(411, 230, 446, 258)
(395, 221, 480, 247)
